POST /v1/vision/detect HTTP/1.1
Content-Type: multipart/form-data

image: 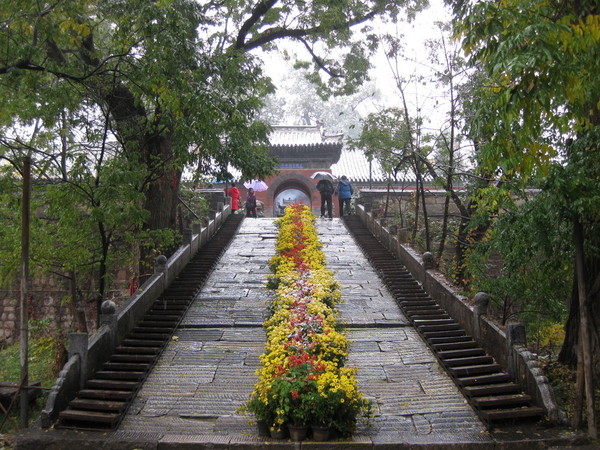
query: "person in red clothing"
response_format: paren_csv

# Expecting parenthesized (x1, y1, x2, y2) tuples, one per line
(227, 182, 241, 213)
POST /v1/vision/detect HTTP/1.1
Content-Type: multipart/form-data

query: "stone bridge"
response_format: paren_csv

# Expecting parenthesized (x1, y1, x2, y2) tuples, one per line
(16, 207, 581, 449)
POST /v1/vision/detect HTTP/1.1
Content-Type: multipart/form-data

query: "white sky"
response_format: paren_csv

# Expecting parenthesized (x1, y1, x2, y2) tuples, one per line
(261, 0, 453, 132)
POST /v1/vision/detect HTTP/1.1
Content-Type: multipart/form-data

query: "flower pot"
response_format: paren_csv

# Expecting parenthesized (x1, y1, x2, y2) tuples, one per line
(256, 419, 270, 437)
(288, 424, 308, 441)
(270, 426, 288, 439)
(311, 425, 331, 441)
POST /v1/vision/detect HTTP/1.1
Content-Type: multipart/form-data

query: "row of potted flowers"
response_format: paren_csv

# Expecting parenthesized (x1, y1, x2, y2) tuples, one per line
(243, 204, 371, 440)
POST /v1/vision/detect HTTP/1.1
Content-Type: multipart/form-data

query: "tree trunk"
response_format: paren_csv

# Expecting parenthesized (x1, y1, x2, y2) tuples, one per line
(559, 276, 580, 366)
(573, 219, 597, 438)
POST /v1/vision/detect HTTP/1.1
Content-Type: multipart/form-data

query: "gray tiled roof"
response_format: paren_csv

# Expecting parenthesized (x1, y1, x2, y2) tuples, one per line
(268, 125, 343, 146)
(331, 149, 386, 183)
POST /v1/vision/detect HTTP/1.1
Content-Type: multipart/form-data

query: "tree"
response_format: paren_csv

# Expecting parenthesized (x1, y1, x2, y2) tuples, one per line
(0, 110, 149, 327)
(352, 19, 478, 267)
(452, 0, 600, 436)
(0, 0, 413, 238)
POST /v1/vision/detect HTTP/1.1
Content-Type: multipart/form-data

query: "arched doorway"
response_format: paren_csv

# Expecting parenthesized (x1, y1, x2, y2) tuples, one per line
(273, 181, 311, 216)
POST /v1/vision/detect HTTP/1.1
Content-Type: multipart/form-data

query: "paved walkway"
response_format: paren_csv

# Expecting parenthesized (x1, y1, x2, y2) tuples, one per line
(116, 217, 489, 446)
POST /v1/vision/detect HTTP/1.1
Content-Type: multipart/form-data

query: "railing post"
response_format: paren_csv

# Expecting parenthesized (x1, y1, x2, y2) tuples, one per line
(473, 292, 489, 341)
(68, 332, 88, 390)
(422, 252, 434, 270)
(155, 254, 168, 289)
(507, 322, 527, 376)
(100, 300, 118, 352)
(192, 222, 201, 235)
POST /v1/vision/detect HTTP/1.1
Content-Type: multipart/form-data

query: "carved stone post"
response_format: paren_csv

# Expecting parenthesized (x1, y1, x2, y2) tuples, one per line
(100, 300, 117, 353)
(473, 292, 490, 341)
(422, 252, 434, 270)
(155, 254, 168, 289)
(68, 332, 88, 390)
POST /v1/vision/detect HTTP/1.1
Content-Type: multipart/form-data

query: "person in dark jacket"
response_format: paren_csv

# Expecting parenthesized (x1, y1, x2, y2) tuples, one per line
(245, 188, 257, 218)
(335, 175, 353, 217)
(316, 178, 334, 219)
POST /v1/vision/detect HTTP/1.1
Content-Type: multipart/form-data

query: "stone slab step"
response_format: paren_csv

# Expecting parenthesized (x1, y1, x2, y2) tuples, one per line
(59, 408, 120, 425)
(423, 329, 467, 339)
(115, 346, 161, 355)
(443, 355, 494, 367)
(120, 339, 164, 347)
(471, 393, 533, 408)
(128, 332, 171, 340)
(439, 348, 486, 359)
(138, 320, 178, 328)
(414, 318, 456, 326)
(428, 335, 473, 345)
(69, 398, 127, 412)
(432, 340, 479, 351)
(77, 389, 134, 400)
(95, 371, 146, 381)
(456, 372, 512, 387)
(86, 379, 139, 390)
(449, 363, 503, 377)
(132, 326, 175, 334)
(464, 382, 522, 397)
(109, 354, 155, 363)
(102, 362, 150, 372)
(418, 323, 462, 333)
(480, 406, 545, 422)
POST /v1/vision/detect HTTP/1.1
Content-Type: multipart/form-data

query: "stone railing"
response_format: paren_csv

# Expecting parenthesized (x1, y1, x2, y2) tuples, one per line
(40, 201, 231, 428)
(354, 204, 566, 424)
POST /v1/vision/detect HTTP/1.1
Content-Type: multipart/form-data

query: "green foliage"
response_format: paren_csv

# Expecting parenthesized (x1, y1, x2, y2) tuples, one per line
(464, 193, 570, 328)
(0, 337, 62, 388)
(453, 0, 599, 181)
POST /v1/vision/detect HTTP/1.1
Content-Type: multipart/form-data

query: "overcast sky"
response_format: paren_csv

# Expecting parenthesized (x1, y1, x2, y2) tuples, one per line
(261, 0, 453, 130)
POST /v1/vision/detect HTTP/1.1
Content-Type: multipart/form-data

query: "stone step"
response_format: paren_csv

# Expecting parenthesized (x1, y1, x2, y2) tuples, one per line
(417, 323, 462, 333)
(432, 340, 479, 351)
(102, 362, 151, 372)
(109, 354, 155, 364)
(120, 339, 164, 348)
(456, 373, 512, 387)
(69, 398, 127, 412)
(95, 371, 146, 381)
(471, 393, 533, 408)
(449, 363, 503, 377)
(428, 335, 473, 345)
(86, 379, 139, 390)
(59, 408, 120, 425)
(115, 346, 161, 355)
(439, 347, 486, 359)
(77, 389, 134, 400)
(443, 355, 495, 367)
(464, 382, 522, 397)
(480, 406, 545, 422)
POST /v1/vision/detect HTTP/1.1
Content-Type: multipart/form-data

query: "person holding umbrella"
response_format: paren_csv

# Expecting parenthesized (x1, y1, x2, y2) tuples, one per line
(335, 175, 354, 217)
(316, 177, 334, 219)
(245, 188, 257, 218)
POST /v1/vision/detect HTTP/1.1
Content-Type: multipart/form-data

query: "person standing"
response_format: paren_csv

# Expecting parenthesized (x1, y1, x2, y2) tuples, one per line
(245, 188, 257, 218)
(335, 175, 353, 217)
(316, 178, 334, 218)
(227, 182, 241, 213)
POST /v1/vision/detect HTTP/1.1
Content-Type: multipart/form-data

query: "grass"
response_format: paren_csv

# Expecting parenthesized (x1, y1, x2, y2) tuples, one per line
(0, 336, 65, 444)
